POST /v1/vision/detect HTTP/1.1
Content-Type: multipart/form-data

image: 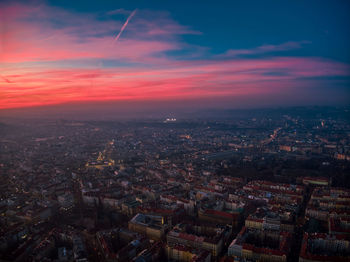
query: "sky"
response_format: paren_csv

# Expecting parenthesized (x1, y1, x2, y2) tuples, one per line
(0, 0, 349, 115)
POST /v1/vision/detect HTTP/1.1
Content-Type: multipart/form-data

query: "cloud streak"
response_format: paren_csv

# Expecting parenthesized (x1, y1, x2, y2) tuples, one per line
(2, 56, 349, 109)
(0, 75, 13, 83)
(219, 41, 311, 58)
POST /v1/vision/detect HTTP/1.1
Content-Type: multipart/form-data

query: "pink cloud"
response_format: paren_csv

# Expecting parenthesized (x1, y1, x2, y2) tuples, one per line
(0, 3, 349, 110)
(2, 57, 349, 109)
(0, 3, 185, 63)
(220, 41, 311, 57)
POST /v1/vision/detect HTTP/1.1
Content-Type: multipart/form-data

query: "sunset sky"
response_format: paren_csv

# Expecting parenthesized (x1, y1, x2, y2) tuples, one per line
(1, 0, 349, 113)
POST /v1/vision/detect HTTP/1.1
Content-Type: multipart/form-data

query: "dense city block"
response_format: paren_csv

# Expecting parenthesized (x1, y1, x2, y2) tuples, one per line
(1, 107, 350, 261)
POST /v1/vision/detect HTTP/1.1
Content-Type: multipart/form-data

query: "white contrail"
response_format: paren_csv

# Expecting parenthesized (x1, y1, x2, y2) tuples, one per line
(114, 9, 137, 43)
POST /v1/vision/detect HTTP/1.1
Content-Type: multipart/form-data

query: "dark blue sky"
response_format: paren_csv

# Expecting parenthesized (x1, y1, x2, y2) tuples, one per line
(46, 0, 350, 62)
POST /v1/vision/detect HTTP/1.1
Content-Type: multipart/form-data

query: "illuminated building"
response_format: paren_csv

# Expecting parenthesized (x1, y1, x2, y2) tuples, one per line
(128, 213, 168, 241)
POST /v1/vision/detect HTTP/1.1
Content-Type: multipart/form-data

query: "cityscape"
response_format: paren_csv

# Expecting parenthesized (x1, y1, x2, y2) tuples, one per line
(1, 107, 350, 261)
(1, 0, 350, 261)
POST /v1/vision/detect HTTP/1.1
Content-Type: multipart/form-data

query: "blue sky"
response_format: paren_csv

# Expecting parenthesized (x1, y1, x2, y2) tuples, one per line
(45, 0, 350, 61)
(1, 0, 349, 110)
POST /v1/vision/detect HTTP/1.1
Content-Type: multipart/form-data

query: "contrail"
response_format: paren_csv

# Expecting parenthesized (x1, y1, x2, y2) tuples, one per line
(114, 9, 137, 43)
